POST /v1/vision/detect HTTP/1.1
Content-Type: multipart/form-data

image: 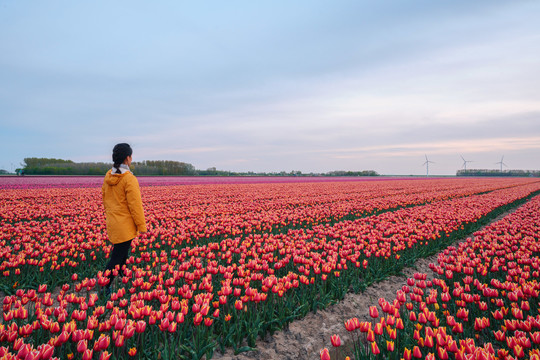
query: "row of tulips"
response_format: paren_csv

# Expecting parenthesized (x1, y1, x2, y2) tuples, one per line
(1, 178, 537, 292)
(321, 192, 540, 360)
(1, 180, 540, 358)
(0, 175, 408, 190)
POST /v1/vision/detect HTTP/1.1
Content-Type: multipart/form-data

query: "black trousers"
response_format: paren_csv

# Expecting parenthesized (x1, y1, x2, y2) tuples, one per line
(104, 239, 132, 288)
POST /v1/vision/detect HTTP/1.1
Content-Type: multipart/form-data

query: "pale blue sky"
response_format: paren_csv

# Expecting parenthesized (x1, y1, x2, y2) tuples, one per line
(1, 1, 539, 175)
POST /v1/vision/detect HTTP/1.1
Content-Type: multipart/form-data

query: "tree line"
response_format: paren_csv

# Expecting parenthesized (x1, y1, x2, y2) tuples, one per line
(456, 169, 540, 177)
(16, 158, 380, 177)
(20, 158, 196, 176)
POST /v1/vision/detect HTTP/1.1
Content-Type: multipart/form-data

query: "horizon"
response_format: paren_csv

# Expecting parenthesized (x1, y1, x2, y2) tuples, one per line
(1, 1, 539, 176)
(4, 155, 539, 177)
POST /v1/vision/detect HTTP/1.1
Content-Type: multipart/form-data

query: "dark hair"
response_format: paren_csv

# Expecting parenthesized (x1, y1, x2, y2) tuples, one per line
(112, 143, 133, 174)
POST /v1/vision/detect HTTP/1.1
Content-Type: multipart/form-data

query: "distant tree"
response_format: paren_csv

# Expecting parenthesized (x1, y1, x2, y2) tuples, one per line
(19, 157, 381, 177)
(457, 169, 539, 177)
(325, 170, 379, 177)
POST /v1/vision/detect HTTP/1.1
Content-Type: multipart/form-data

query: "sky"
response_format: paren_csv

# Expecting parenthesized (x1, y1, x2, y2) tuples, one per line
(1, 1, 539, 175)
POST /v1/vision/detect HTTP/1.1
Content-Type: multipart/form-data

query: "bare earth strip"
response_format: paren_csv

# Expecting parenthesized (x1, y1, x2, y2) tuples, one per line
(212, 208, 518, 360)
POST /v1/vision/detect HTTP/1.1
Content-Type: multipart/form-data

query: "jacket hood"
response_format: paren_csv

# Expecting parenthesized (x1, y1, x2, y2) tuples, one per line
(104, 170, 129, 186)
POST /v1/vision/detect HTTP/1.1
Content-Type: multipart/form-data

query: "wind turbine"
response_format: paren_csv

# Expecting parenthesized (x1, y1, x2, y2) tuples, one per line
(460, 155, 473, 171)
(423, 155, 434, 177)
(495, 156, 507, 172)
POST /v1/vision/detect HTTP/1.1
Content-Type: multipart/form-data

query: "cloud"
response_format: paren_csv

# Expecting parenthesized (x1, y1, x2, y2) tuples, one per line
(1, 1, 539, 175)
(326, 136, 540, 158)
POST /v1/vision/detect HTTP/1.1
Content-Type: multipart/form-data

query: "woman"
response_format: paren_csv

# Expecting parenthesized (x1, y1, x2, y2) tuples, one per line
(101, 143, 147, 294)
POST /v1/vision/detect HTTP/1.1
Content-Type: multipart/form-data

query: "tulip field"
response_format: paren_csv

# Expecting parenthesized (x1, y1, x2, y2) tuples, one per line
(1, 177, 540, 360)
(320, 184, 540, 359)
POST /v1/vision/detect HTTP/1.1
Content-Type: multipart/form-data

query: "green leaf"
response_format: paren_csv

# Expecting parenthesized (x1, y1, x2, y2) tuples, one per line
(234, 346, 257, 355)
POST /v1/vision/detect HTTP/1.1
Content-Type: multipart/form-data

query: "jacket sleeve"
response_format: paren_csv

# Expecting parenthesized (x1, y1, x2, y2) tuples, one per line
(125, 174, 147, 233)
(101, 182, 107, 210)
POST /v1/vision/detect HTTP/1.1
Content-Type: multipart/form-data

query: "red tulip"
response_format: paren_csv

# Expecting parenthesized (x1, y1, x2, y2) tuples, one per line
(319, 348, 330, 360)
(344, 319, 356, 332)
(437, 347, 449, 360)
(95, 334, 110, 351)
(16, 344, 30, 359)
(115, 335, 126, 347)
(99, 351, 112, 360)
(135, 320, 146, 333)
(366, 329, 375, 342)
(330, 334, 341, 347)
(39, 344, 55, 360)
(77, 340, 87, 353)
(193, 313, 203, 326)
(82, 349, 93, 360)
(369, 306, 379, 318)
(370, 341, 380, 355)
(513, 345, 524, 358)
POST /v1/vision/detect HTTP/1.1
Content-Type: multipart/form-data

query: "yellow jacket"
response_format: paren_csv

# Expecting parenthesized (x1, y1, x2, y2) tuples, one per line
(102, 169, 147, 244)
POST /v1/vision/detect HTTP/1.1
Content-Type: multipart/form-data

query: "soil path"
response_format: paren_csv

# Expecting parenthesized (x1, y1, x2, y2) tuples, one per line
(212, 208, 517, 360)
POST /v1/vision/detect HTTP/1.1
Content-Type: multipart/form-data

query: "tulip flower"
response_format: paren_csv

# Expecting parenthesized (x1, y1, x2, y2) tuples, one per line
(8, 176, 540, 360)
(82, 349, 93, 360)
(135, 320, 146, 334)
(513, 345, 525, 358)
(319, 348, 331, 360)
(370, 341, 380, 355)
(369, 306, 379, 318)
(39, 344, 55, 360)
(374, 323, 384, 335)
(359, 321, 371, 332)
(412, 346, 422, 358)
(366, 329, 375, 342)
(531, 332, 540, 345)
(192, 313, 202, 326)
(95, 334, 110, 351)
(403, 347, 412, 360)
(16, 344, 30, 359)
(76, 340, 87, 353)
(330, 334, 341, 347)
(344, 319, 356, 332)
(437, 347, 449, 360)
